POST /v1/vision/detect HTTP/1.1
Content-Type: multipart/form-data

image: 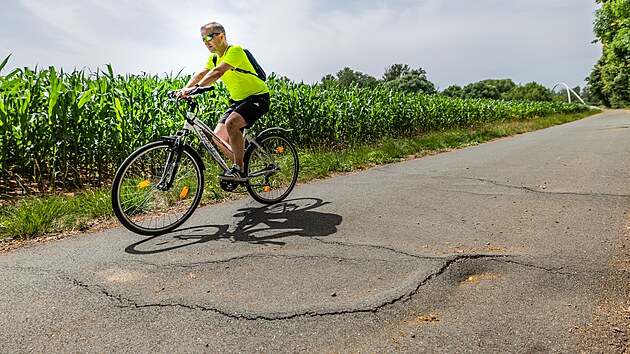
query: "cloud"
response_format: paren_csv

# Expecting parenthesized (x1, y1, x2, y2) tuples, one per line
(2, 0, 601, 88)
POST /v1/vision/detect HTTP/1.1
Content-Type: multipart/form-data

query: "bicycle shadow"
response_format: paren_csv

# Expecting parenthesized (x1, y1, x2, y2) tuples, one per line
(124, 198, 342, 255)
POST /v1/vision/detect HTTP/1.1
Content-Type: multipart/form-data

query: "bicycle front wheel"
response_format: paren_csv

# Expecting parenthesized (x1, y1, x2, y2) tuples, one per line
(111, 141, 204, 235)
(244, 133, 299, 204)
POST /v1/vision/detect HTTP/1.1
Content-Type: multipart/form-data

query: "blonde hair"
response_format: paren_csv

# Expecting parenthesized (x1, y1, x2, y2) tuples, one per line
(201, 22, 225, 34)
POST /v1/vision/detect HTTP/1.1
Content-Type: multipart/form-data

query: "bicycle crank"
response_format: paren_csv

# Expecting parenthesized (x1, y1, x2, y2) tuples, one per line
(219, 180, 239, 192)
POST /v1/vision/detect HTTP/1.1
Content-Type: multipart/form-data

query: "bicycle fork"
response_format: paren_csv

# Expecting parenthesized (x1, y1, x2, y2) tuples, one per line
(157, 132, 186, 191)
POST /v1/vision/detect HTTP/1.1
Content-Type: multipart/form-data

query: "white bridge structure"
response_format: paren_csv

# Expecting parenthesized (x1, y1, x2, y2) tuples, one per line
(552, 83, 586, 105)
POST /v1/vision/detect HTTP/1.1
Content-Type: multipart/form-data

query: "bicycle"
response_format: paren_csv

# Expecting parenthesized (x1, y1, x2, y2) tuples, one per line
(111, 86, 299, 236)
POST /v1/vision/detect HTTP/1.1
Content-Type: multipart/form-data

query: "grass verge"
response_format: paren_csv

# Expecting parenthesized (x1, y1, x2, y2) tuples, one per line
(0, 109, 600, 241)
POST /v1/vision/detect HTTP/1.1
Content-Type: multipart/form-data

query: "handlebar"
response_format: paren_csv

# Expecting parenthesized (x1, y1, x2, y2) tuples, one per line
(166, 86, 215, 114)
(167, 85, 214, 100)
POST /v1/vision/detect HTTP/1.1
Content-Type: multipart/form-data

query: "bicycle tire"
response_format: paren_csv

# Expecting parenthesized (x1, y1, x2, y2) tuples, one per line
(244, 133, 299, 204)
(111, 141, 204, 235)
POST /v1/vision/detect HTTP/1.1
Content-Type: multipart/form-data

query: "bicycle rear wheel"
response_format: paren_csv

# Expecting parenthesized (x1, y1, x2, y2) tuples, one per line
(111, 141, 204, 235)
(244, 133, 299, 204)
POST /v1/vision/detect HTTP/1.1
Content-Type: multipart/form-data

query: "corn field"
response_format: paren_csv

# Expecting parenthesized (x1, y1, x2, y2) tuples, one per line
(0, 57, 588, 193)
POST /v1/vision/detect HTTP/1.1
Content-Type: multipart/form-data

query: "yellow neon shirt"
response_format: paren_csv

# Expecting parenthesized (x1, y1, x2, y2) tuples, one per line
(205, 45, 269, 101)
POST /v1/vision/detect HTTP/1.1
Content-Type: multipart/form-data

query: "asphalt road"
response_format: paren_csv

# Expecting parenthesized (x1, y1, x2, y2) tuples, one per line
(1, 110, 628, 353)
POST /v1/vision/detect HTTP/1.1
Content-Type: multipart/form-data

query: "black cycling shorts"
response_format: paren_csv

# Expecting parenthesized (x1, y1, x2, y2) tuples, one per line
(219, 93, 270, 128)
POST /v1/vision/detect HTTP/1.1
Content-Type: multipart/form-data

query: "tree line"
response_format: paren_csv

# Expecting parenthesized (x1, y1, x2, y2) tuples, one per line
(588, 0, 630, 108)
(321, 64, 437, 95)
(322, 1, 629, 107)
(320, 64, 593, 103)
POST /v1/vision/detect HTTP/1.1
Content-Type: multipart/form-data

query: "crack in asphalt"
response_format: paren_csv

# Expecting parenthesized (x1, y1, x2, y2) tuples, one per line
(495, 258, 576, 275)
(5, 251, 575, 322)
(128, 234, 470, 270)
(128, 253, 396, 269)
(311, 237, 446, 261)
(461, 177, 629, 198)
(60, 254, 516, 321)
(373, 169, 629, 198)
(4, 250, 578, 322)
(69, 277, 137, 306)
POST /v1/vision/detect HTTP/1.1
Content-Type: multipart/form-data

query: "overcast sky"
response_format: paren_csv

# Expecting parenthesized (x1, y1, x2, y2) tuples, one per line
(1, 0, 602, 90)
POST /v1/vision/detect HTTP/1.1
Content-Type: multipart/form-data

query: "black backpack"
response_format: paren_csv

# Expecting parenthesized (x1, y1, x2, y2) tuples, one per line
(212, 46, 267, 82)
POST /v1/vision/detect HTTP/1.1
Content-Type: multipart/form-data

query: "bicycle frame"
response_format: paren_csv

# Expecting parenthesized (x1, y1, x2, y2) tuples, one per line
(179, 96, 263, 171)
(183, 110, 233, 172)
(160, 94, 275, 187)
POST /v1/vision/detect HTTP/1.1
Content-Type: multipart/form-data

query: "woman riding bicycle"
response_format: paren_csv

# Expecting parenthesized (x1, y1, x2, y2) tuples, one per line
(112, 22, 297, 235)
(177, 21, 270, 183)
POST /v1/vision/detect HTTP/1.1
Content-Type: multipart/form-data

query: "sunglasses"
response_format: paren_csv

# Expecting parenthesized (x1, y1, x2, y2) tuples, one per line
(201, 32, 222, 42)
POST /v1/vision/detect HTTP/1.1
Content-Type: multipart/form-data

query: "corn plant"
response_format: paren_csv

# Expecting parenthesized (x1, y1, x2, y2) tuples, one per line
(0, 57, 588, 193)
